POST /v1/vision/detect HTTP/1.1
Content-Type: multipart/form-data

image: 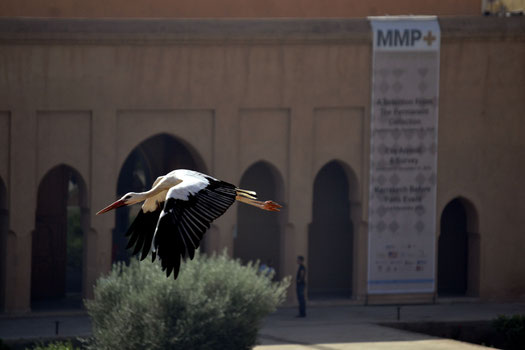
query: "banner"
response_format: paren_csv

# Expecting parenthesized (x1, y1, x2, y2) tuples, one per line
(368, 17, 440, 294)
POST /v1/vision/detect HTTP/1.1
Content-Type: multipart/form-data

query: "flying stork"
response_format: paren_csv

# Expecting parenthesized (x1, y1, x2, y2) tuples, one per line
(96, 169, 282, 279)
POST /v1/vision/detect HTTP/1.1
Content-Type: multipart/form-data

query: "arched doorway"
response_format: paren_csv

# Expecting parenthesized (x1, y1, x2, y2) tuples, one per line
(234, 162, 284, 278)
(32, 165, 88, 309)
(114, 133, 207, 263)
(308, 161, 355, 298)
(438, 197, 479, 297)
(0, 177, 7, 312)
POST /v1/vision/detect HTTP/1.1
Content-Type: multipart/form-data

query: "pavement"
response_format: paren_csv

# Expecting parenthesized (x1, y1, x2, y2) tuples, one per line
(255, 301, 525, 349)
(0, 312, 91, 341)
(1, 302, 524, 349)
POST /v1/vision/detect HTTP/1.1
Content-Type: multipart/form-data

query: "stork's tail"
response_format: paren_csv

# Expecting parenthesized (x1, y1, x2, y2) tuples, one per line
(235, 188, 282, 212)
(235, 188, 257, 199)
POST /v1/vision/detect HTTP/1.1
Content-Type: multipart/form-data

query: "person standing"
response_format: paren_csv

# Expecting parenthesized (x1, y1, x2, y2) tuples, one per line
(296, 255, 306, 318)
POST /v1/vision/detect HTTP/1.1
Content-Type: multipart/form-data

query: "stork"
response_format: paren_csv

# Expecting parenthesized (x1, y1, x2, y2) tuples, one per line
(96, 169, 282, 279)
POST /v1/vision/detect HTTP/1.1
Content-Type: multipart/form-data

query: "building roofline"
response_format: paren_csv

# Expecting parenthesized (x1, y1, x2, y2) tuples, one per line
(0, 17, 523, 45)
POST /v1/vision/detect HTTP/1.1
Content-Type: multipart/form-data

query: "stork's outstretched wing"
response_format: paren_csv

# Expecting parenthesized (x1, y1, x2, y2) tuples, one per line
(125, 207, 163, 261)
(152, 176, 237, 279)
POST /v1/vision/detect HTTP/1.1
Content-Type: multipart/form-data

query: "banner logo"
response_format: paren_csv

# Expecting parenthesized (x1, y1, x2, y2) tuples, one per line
(371, 18, 441, 52)
(377, 29, 437, 48)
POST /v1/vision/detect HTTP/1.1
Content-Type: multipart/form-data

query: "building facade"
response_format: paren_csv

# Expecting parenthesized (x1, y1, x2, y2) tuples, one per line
(0, 16, 524, 313)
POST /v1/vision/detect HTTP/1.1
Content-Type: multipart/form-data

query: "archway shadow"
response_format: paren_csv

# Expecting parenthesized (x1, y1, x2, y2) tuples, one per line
(31, 165, 89, 311)
(438, 197, 480, 297)
(113, 133, 207, 263)
(234, 161, 285, 279)
(0, 177, 7, 312)
(308, 161, 357, 299)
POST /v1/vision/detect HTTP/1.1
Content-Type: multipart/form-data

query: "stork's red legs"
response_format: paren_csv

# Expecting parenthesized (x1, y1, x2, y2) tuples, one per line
(235, 195, 282, 212)
(261, 200, 282, 212)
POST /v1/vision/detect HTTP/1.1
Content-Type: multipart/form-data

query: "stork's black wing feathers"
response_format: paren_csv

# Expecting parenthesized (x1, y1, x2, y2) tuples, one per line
(126, 206, 163, 261)
(154, 178, 237, 279)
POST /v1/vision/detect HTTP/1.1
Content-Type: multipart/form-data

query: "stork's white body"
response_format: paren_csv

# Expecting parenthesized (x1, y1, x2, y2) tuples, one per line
(142, 169, 208, 212)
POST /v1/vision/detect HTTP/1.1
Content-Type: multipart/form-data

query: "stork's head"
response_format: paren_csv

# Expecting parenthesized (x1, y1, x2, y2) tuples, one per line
(96, 192, 143, 215)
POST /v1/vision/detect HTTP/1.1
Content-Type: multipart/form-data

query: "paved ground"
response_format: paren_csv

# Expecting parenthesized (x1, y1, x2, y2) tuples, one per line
(0, 313, 91, 341)
(1, 302, 524, 349)
(254, 302, 525, 349)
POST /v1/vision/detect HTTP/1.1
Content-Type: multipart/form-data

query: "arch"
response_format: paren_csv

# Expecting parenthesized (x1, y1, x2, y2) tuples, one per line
(113, 133, 207, 263)
(308, 160, 358, 298)
(438, 192, 480, 234)
(313, 159, 360, 202)
(117, 132, 208, 178)
(438, 197, 480, 297)
(0, 177, 7, 312)
(234, 161, 285, 278)
(31, 165, 89, 309)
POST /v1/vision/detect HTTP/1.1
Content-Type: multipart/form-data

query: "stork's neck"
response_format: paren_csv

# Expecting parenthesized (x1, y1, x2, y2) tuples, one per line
(140, 177, 180, 201)
(142, 185, 166, 200)
(128, 186, 165, 205)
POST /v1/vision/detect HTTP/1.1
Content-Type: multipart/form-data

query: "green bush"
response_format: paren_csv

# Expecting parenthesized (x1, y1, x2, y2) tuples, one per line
(493, 314, 525, 350)
(85, 251, 290, 350)
(26, 341, 80, 350)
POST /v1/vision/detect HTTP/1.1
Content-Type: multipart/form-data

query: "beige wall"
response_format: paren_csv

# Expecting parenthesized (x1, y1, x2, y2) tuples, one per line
(438, 27, 525, 299)
(0, 17, 524, 313)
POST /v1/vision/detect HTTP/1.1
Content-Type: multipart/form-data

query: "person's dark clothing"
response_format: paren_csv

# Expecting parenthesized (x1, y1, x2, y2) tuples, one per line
(296, 264, 306, 317)
(296, 283, 306, 317)
(296, 264, 306, 284)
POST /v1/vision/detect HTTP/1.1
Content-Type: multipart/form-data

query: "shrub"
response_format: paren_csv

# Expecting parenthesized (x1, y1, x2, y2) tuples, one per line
(493, 314, 525, 350)
(26, 341, 80, 350)
(85, 251, 290, 350)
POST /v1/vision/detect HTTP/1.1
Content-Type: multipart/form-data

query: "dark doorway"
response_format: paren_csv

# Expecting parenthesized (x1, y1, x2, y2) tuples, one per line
(308, 161, 353, 298)
(114, 134, 206, 263)
(32, 165, 88, 310)
(438, 198, 469, 296)
(0, 177, 7, 312)
(234, 162, 284, 278)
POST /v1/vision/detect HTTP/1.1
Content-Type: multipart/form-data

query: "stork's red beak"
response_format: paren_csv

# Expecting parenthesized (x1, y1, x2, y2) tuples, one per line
(96, 199, 128, 215)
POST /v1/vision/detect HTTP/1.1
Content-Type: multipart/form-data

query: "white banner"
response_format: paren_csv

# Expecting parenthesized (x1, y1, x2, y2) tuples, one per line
(368, 17, 440, 294)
